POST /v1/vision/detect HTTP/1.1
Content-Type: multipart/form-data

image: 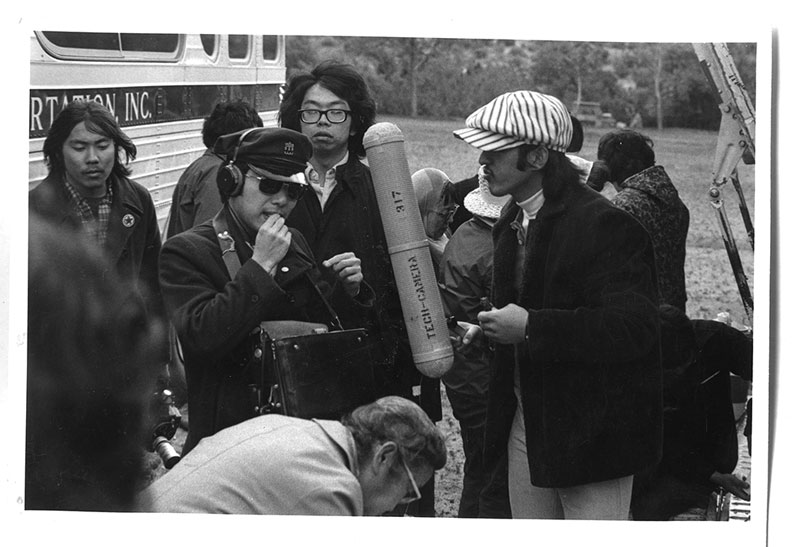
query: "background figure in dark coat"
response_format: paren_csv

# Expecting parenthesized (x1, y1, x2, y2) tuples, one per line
(159, 128, 372, 455)
(592, 128, 690, 311)
(631, 305, 753, 520)
(279, 61, 441, 516)
(166, 99, 263, 238)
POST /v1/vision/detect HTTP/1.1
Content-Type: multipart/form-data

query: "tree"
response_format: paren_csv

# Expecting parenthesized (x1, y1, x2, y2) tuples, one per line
(282, 36, 756, 129)
(614, 43, 668, 129)
(404, 38, 438, 117)
(532, 41, 610, 108)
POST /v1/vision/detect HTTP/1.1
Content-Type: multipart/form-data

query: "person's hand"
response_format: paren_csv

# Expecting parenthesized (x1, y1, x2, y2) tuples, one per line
(477, 304, 528, 344)
(449, 321, 482, 353)
(252, 214, 292, 275)
(710, 471, 751, 501)
(323, 252, 363, 297)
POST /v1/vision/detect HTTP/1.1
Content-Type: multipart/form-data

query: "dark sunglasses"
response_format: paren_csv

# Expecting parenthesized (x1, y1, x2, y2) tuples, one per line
(248, 174, 307, 200)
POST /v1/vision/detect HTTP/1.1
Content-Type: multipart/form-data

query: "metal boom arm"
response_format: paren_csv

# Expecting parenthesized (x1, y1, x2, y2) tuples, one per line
(693, 42, 755, 322)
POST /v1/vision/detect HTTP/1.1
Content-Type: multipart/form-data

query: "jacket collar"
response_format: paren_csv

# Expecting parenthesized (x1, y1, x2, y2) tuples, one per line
(333, 154, 369, 194)
(495, 172, 582, 233)
(619, 165, 675, 201)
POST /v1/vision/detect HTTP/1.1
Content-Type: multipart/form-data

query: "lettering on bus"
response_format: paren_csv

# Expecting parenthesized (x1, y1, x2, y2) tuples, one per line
(29, 83, 282, 139)
(29, 87, 158, 138)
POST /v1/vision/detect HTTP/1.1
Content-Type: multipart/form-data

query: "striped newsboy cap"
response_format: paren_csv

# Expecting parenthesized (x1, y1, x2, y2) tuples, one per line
(454, 90, 573, 153)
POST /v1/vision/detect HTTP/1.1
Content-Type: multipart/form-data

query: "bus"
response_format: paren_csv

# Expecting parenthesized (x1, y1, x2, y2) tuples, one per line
(29, 31, 287, 233)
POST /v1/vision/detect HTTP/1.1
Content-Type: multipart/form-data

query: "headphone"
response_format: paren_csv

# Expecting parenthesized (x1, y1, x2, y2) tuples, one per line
(216, 127, 260, 198)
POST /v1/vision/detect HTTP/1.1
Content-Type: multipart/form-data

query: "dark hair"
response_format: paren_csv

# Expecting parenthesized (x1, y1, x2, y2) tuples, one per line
(26, 214, 164, 511)
(279, 60, 377, 157)
(515, 144, 583, 195)
(567, 114, 584, 153)
(202, 100, 264, 148)
(342, 396, 446, 474)
(43, 100, 137, 181)
(596, 129, 655, 184)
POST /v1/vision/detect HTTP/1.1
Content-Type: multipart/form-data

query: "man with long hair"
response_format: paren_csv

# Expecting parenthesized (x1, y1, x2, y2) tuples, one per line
(30, 99, 165, 329)
(456, 91, 662, 520)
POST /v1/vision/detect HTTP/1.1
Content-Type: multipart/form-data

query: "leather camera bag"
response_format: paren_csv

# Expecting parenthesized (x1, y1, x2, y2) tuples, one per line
(258, 321, 378, 419)
(212, 213, 378, 420)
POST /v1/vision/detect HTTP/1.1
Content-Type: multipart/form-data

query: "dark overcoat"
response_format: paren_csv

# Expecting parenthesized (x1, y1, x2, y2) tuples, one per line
(484, 173, 663, 488)
(287, 156, 441, 420)
(159, 207, 372, 454)
(29, 174, 164, 323)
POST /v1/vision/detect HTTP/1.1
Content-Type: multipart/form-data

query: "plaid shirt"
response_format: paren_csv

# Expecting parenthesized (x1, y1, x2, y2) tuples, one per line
(63, 178, 113, 246)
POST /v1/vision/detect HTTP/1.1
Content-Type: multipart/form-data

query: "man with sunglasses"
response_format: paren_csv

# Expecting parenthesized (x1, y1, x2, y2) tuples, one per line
(142, 396, 446, 515)
(280, 61, 443, 516)
(158, 127, 374, 455)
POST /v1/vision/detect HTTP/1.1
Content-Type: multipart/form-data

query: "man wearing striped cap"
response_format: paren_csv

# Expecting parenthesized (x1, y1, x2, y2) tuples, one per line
(455, 90, 663, 520)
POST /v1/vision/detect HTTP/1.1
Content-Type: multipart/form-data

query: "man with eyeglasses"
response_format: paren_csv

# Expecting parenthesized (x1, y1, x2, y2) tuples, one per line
(280, 62, 443, 516)
(158, 127, 374, 455)
(142, 396, 446, 515)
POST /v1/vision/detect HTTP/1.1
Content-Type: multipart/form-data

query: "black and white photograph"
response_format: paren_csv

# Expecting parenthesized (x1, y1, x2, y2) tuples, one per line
(2, 3, 794, 546)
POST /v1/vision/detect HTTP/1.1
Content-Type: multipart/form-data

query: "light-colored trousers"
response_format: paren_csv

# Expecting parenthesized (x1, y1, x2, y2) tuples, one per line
(507, 404, 633, 519)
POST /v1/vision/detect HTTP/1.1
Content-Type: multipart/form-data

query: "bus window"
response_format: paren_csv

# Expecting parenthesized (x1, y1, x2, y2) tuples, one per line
(42, 31, 119, 50)
(263, 35, 278, 61)
(228, 35, 249, 60)
(201, 34, 217, 57)
(38, 31, 180, 60)
(120, 33, 179, 54)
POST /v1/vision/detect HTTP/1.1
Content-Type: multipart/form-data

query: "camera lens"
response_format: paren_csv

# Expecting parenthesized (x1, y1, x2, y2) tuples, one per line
(153, 436, 181, 469)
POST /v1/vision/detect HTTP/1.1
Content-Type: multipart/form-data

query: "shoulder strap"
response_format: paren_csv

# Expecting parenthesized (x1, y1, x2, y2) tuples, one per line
(214, 210, 345, 330)
(212, 210, 242, 279)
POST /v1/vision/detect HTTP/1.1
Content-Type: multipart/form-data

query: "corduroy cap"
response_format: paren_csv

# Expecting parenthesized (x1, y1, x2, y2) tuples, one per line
(213, 127, 313, 177)
(454, 91, 573, 153)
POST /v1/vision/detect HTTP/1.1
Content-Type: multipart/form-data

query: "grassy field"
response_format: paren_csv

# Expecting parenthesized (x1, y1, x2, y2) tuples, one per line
(382, 114, 757, 326)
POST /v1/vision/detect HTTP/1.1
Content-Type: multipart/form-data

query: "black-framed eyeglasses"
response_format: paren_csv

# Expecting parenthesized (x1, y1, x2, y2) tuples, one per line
(247, 174, 307, 200)
(398, 452, 422, 505)
(299, 109, 351, 124)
